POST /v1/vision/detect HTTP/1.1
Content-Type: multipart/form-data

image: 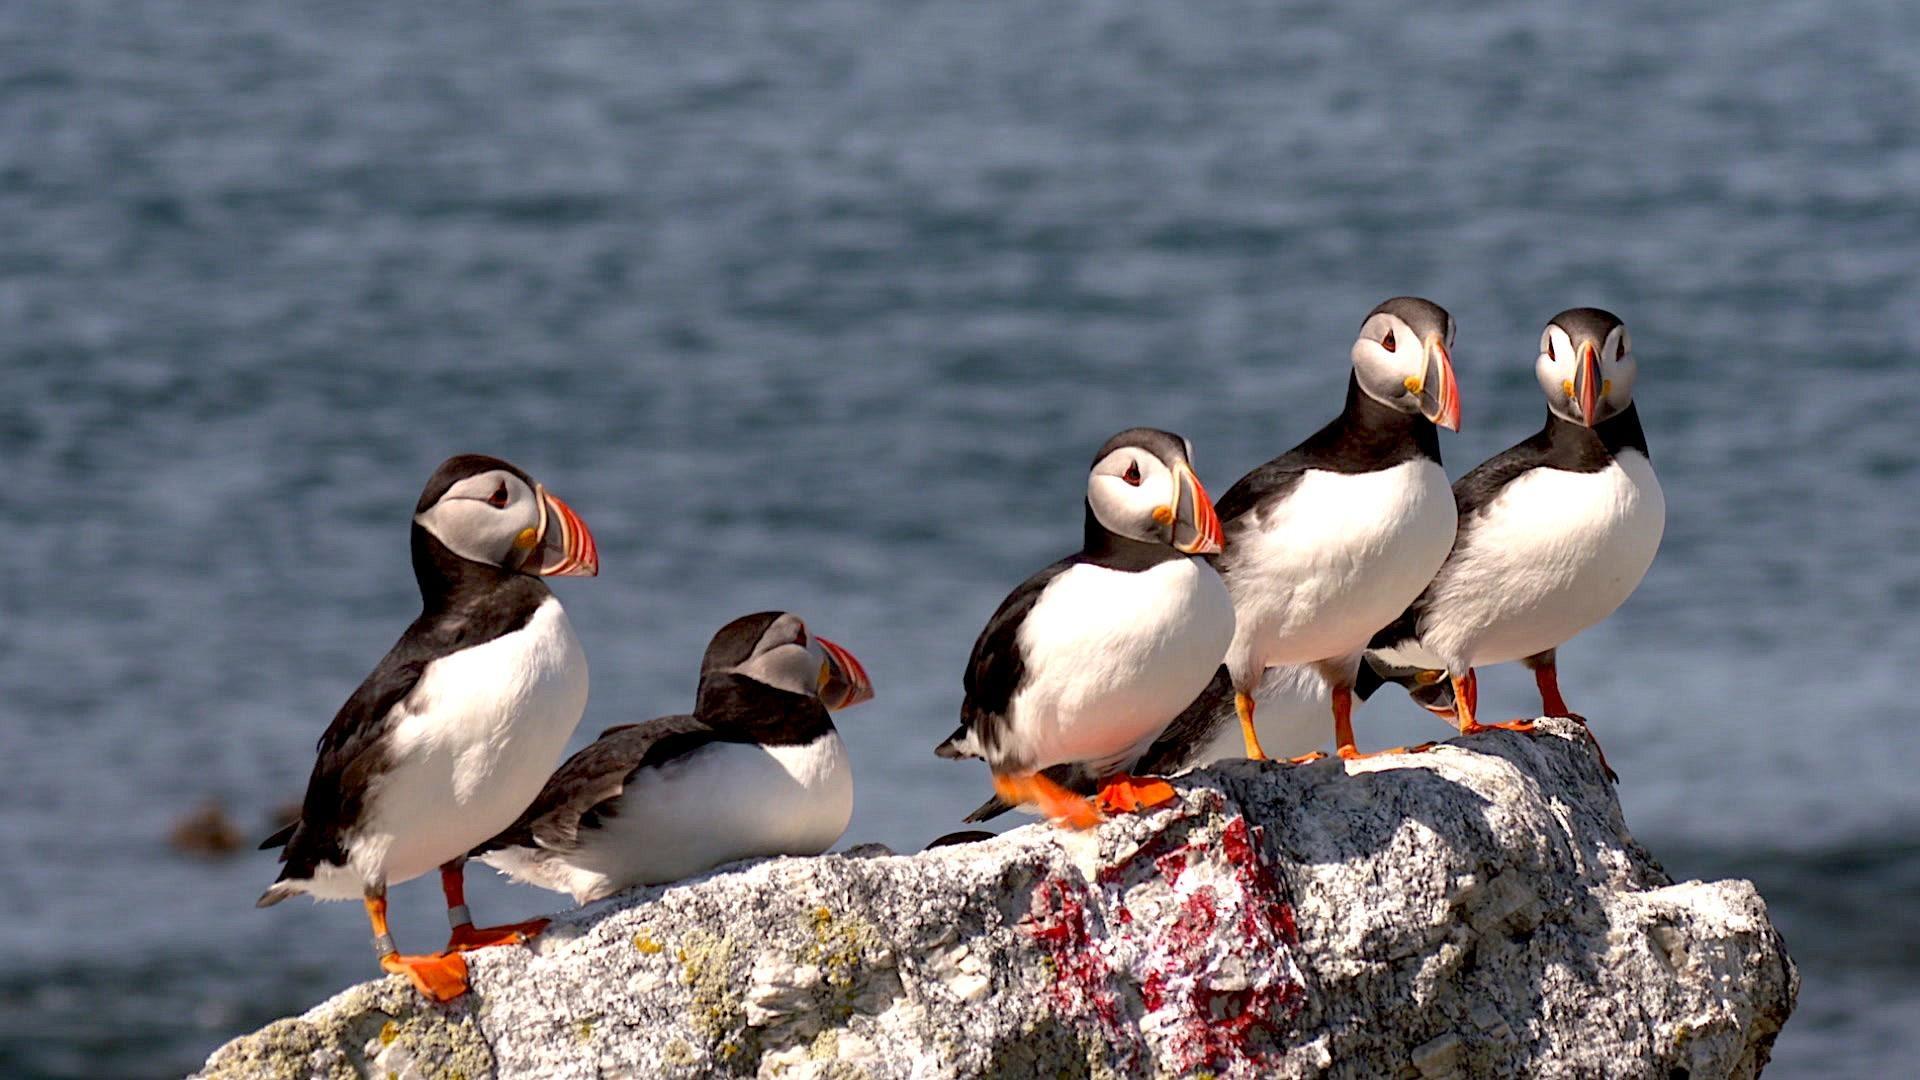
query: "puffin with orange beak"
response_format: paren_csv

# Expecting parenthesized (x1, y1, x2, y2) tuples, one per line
(1364, 307, 1664, 780)
(473, 611, 873, 904)
(1208, 297, 1462, 762)
(258, 454, 600, 1002)
(935, 428, 1234, 828)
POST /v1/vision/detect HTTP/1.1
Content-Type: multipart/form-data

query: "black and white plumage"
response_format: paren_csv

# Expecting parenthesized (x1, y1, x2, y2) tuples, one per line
(959, 660, 1440, 824)
(935, 428, 1234, 827)
(473, 611, 874, 904)
(1210, 297, 1462, 761)
(1365, 307, 1664, 776)
(257, 454, 599, 1000)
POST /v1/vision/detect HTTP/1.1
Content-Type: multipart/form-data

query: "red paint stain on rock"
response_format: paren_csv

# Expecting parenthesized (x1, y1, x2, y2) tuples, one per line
(1020, 808, 1306, 1076)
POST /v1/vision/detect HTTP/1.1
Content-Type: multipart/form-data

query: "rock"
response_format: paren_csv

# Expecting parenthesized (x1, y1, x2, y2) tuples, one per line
(168, 799, 246, 857)
(197, 720, 1796, 1079)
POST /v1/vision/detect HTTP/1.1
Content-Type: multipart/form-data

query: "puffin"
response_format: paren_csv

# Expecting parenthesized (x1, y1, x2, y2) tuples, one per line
(956, 660, 1438, 824)
(1210, 297, 1462, 762)
(257, 454, 599, 1002)
(1364, 307, 1664, 778)
(472, 611, 873, 903)
(935, 428, 1234, 828)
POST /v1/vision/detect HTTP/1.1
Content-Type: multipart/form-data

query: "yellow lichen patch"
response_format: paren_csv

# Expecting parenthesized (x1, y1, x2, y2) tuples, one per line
(662, 1038, 698, 1067)
(576, 1018, 595, 1043)
(803, 907, 894, 1024)
(633, 931, 666, 955)
(378, 1021, 399, 1046)
(678, 929, 757, 1066)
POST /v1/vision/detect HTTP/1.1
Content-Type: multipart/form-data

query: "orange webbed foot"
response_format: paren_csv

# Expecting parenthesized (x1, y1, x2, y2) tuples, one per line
(445, 918, 550, 953)
(994, 772, 1103, 830)
(1092, 775, 1176, 815)
(1462, 719, 1539, 736)
(1337, 741, 1434, 761)
(1286, 750, 1329, 765)
(381, 951, 471, 1002)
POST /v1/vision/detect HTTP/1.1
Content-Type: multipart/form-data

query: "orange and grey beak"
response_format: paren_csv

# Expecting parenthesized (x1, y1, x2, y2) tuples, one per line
(530, 486, 599, 577)
(1170, 463, 1224, 555)
(1574, 342, 1602, 427)
(1417, 337, 1461, 432)
(813, 637, 874, 710)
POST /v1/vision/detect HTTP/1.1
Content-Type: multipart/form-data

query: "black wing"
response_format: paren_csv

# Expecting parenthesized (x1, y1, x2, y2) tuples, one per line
(473, 714, 719, 856)
(942, 557, 1076, 761)
(262, 575, 552, 882)
(260, 634, 436, 879)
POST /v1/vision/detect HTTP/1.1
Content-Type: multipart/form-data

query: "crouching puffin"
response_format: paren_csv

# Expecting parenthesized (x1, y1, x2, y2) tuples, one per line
(935, 428, 1234, 828)
(257, 454, 599, 1002)
(472, 611, 873, 903)
(1364, 308, 1664, 779)
(1211, 298, 1461, 761)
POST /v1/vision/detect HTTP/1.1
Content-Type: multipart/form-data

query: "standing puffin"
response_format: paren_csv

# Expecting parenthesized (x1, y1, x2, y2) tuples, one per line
(1212, 297, 1462, 762)
(935, 428, 1233, 828)
(1365, 308, 1664, 778)
(957, 660, 1444, 824)
(472, 611, 873, 904)
(257, 454, 599, 1002)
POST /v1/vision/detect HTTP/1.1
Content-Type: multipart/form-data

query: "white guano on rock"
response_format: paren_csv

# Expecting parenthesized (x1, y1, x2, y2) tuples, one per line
(197, 719, 1796, 1079)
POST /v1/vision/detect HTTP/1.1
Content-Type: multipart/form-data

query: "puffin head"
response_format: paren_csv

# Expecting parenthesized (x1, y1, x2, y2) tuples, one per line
(413, 454, 598, 577)
(1086, 427, 1224, 555)
(1350, 296, 1462, 431)
(700, 611, 874, 711)
(1537, 307, 1635, 427)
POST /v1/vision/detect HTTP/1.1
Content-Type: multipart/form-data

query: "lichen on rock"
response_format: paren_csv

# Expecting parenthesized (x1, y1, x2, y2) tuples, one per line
(197, 720, 1796, 1079)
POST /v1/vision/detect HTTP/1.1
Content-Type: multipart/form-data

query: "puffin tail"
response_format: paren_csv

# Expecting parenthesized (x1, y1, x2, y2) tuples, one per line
(255, 879, 304, 909)
(258, 821, 297, 850)
(934, 725, 976, 760)
(963, 794, 1015, 823)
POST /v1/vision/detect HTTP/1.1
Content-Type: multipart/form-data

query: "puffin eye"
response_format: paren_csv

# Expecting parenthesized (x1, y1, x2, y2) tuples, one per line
(487, 483, 509, 509)
(1381, 329, 1396, 352)
(1122, 460, 1142, 486)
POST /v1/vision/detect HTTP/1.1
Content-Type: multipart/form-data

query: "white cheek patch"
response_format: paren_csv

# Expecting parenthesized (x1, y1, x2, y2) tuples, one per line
(417, 498, 531, 567)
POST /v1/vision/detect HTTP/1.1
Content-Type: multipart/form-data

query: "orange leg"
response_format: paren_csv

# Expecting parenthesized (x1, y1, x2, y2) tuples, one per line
(365, 888, 470, 1002)
(1092, 773, 1177, 815)
(1235, 691, 1269, 761)
(1529, 657, 1618, 782)
(993, 771, 1102, 830)
(1454, 668, 1536, 736)
(439, 861, 549, 952)
(1334, 683, 1434, 760)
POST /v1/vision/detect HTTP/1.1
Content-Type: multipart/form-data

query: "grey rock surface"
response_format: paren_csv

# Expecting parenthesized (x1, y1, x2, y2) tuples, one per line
(197, 720, 1796, 1079)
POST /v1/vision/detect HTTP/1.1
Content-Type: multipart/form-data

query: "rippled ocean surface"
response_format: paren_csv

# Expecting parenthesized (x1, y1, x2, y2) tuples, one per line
(2, 2, 1916, 1075)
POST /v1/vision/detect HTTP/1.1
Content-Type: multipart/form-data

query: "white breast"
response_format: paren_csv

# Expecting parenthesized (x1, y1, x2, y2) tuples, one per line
(1002, 557, 1236, 774)
(1420, 451, 1664, 670)
(1223, 460, 1456, 682)
(513, 731, 855, 904)
(339, 598, 590, 893)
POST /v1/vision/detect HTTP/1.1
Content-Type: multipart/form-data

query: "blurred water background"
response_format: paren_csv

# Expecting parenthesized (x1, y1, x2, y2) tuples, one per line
(2, 1, 1916, 1075)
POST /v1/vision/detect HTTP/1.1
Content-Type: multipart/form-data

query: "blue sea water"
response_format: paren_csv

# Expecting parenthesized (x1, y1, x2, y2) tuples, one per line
(1, 1, 1916, 1075)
